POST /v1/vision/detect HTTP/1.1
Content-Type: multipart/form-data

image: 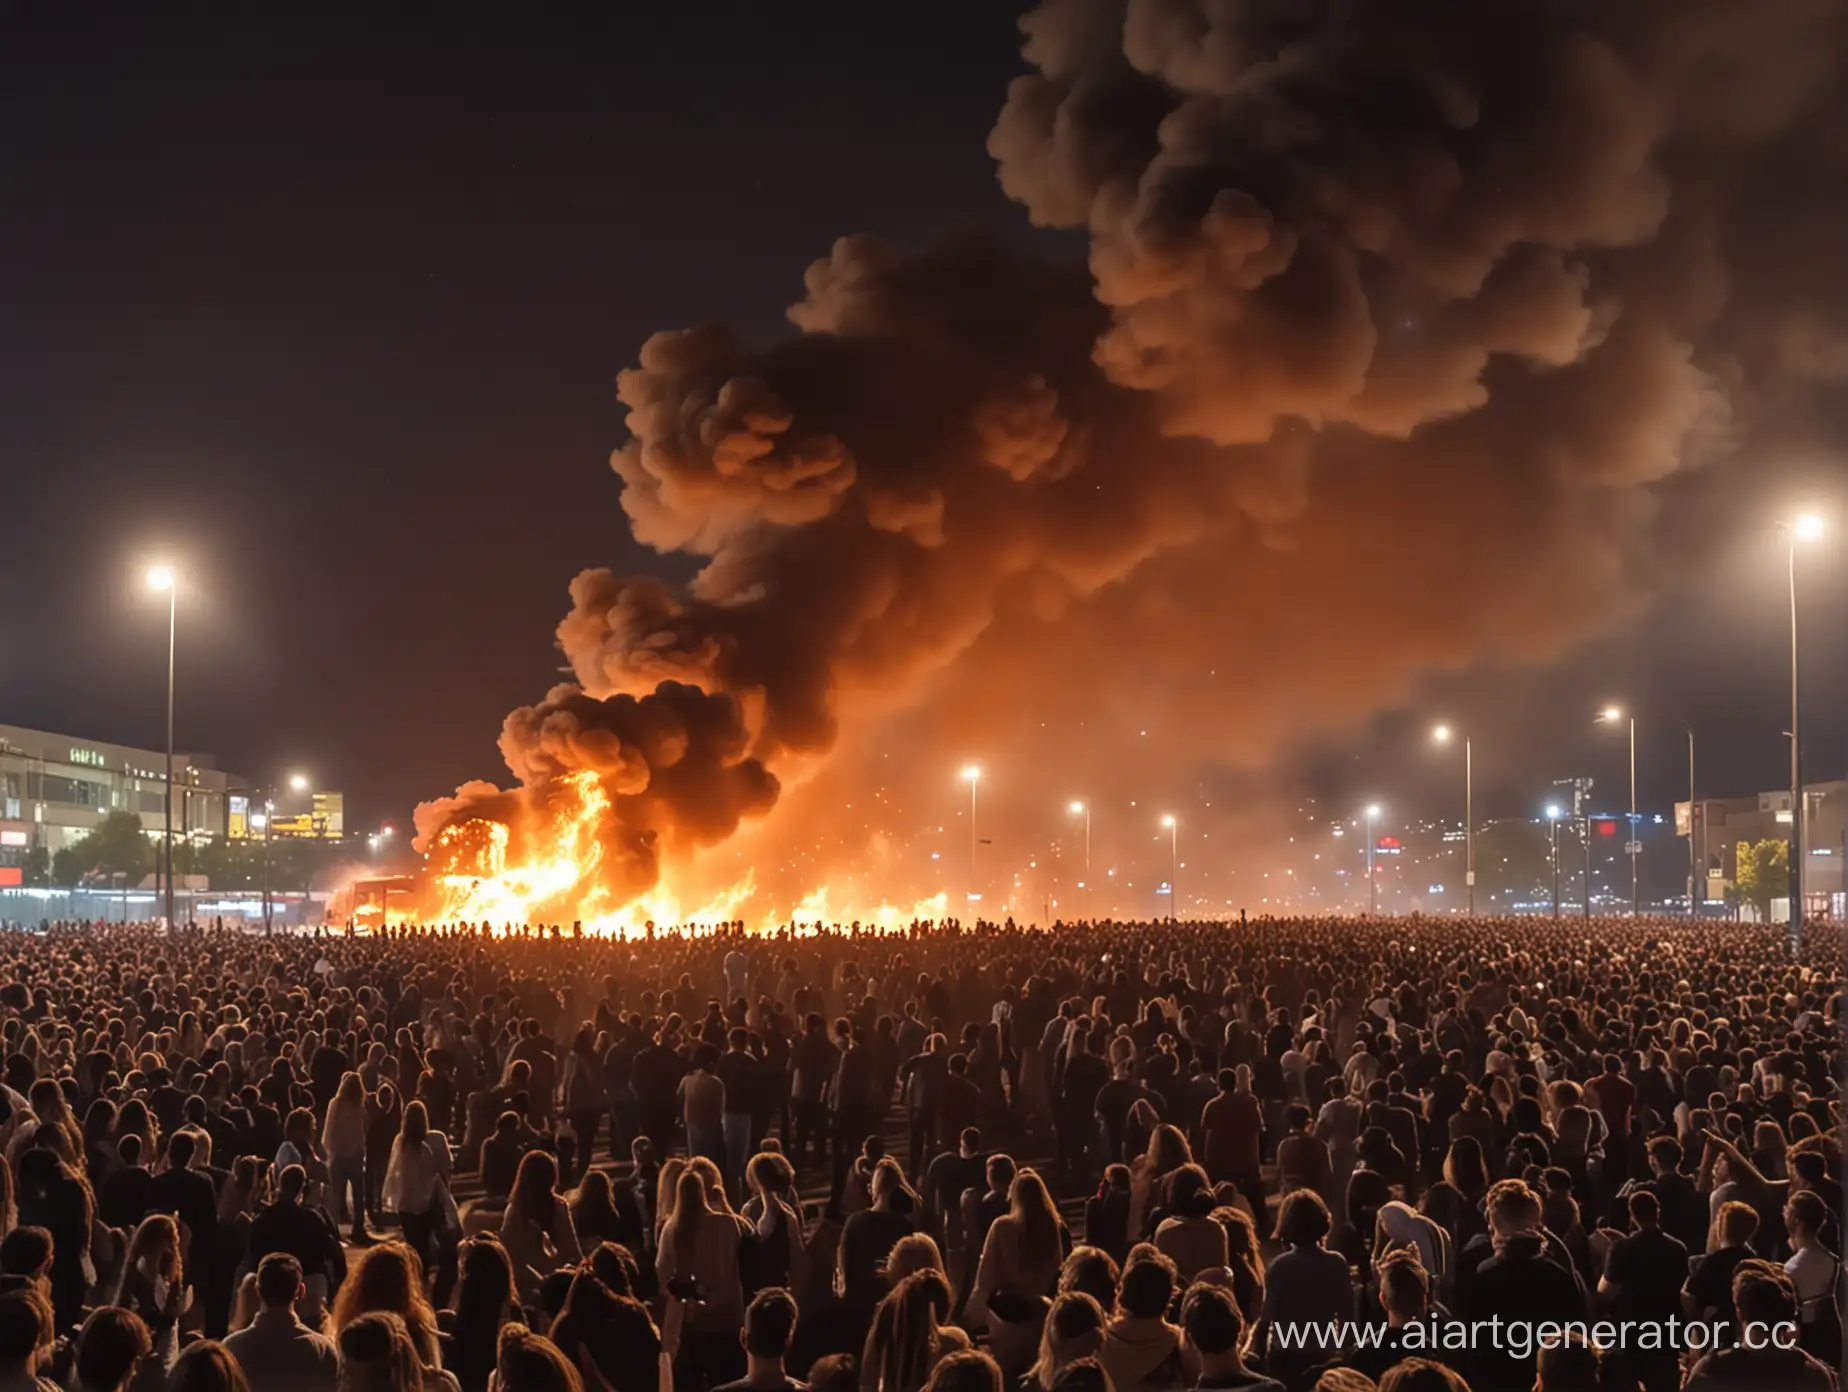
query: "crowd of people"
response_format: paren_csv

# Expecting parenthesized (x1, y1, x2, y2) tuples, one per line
(0, 911, 1837, 1392)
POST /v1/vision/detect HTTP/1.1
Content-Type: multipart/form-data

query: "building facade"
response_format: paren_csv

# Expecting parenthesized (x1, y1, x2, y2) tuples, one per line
(1678, 779, 1845, 913)
(0, 722, 247, 876)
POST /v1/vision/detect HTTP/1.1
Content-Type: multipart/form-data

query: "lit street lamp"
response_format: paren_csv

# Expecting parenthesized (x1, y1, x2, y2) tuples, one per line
(1365, 804, 1381, 915)
(1597, 707, 1638, 916)
(1682, 722, 1696, 918)
(1068, 800, 1091, 920)
(1546, 804, 1565, 919)
(1431, 725, 1474, 913)
(1784, 511, 1826, 946)
(145, 565, 178, 930)
(961, 765, 982, 908)
(1160, 814, 1178, 923)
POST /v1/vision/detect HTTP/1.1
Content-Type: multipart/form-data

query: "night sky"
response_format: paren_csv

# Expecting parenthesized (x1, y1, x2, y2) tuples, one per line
(4, 2, 1842, 846)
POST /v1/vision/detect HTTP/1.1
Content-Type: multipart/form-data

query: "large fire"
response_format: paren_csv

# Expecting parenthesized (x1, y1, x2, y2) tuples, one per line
(367, 0, 1844, 937)
(361, 769, 949, 936)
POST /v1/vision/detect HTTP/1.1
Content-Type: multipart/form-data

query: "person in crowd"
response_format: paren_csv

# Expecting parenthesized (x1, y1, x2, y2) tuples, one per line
(221, 1254, 339, 1392)
(491, 1325, 582, 1392)
(71, 1305, 165, 1392)
(323, 1073, 373, 1245)
(549, 1252, 661, 1392)
(837, 1157, 918, 1316)
(440, 1237, 519, 1392)
(860, 1270, 968, 1392)
(166, 1342, 252, 1392)
(1181, 1281, 1284, 1392)
(335, 1310, 457, 1392)
(0, 1287, 60, 1392)
(330, 1244, 447, 1385)
(1683, 1262, 1837, 1392)
(0, 906, 1831, 1392)
(658, 1166, 751, 1387)
(1027, 1291, 1106, 1392)
(1248, 1187, 1353, 1388)
(968, 1169, 1070, 1379)
(1099, 1246, 1183, 1392)
(501, 1149, 582, 1306)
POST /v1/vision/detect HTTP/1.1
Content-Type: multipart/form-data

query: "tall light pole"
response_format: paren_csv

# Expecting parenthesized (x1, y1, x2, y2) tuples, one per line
(1546, 804, 1563, 920)
(1160, 814, 1178, 923)
(1068, 800, 1091, 921)
(146, 565, 178, 930)
(260, 772, 312, 930)
(1785, 512, 1825, 946)
(1365, 804, 1381, 915)
(961, 765, 982, 910)
(1682, 722, 1696, 918)
(1598, 707, 1638, 916)
(1432, 725, 1473, 913)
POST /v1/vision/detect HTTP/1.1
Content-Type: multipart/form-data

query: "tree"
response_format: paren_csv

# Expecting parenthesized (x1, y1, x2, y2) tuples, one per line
(1734, 838, 1789, 922)
(63, 810, 156, 884)
(21, 845, 50, 887)
(51, 847, 84, 887)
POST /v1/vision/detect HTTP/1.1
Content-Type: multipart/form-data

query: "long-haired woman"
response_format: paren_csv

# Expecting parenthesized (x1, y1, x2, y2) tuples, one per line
(494, 1326, 582, 1392)
(968, 1168, 1071, 1379)
(500, 1149, 582, 1306)
(324, 1072, 372, 1243)
(338, 1310, 453, 1392)
(331, 1242, 446, 1378)
(550, 1249, 661, 1392)
(444, 1236, 520, 1392)
(167, 1341, 250, 1392)
(381, 1102, 453, 1296)
(1026, 1291, 1106, 1392)
(861, 1269, 970, 1392)
(114, 1213, 190, 1334)
(657, 1166, 751, 1387)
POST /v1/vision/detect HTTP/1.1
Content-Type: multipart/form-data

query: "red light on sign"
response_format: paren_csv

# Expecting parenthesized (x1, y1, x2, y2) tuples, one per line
(1378, 836, 1401, 848)
(0, 868, 20, 887)
(1596, 820, 1617, 837)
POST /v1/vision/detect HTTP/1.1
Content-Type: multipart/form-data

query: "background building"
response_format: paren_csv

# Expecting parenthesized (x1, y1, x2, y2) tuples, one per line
(0, 721, 248, 861)
(1679, 779, 1845, 914)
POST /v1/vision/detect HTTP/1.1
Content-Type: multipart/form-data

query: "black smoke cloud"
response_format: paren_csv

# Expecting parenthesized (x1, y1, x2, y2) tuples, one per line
(421, 0, 1846, 913)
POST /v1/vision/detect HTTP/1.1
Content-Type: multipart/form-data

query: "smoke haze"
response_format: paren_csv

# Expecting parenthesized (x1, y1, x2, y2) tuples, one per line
(417, 0, 1847, 919)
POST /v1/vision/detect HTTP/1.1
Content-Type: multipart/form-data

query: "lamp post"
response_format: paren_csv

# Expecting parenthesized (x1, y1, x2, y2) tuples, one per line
(961, 766, 982, 910)
(1785, 511, 1825, 948)
(146, 565, 178, 930)
(1160, 815, 1178, 923)
(1068, 800, 1091, 921)
(1365, 804, 1381, 915)
(1598, 707, 1638, 916)
(1547, 804, 1563, 920)
(1432, 725, 1473, 913)
(1682, 722, 1696, 918)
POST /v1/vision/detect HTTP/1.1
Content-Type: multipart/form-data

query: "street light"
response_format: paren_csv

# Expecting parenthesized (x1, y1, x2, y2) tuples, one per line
(1546, 805, 1564, 920)
(1681, 722, 1696, 918)
(1068, 800, 1091, 920)
(1784, 511, 1827, 946)
(1431, 724, 1474, 913)
(961, 766, 982, 908)
(1365, 804, 1381, 915)
(1597, 706, 1638, 915)
(146, 565, 178, 930)
(1160, 814, 1178, 923)
(289, 773, 309, 793)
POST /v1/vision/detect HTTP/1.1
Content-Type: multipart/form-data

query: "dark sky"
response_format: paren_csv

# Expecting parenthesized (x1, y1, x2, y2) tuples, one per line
(3, 2, 1842, 839)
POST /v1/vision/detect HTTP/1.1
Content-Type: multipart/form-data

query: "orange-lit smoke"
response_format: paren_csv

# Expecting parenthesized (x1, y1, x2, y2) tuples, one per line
(407, 0, 1848, 931)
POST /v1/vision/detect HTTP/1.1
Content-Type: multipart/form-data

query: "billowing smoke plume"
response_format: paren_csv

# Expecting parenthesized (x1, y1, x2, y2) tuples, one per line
(420, 0, 1846, 915)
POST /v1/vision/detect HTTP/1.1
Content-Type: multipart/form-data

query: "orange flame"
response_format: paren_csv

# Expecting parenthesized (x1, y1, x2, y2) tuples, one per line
(385, 769, 948, 936)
